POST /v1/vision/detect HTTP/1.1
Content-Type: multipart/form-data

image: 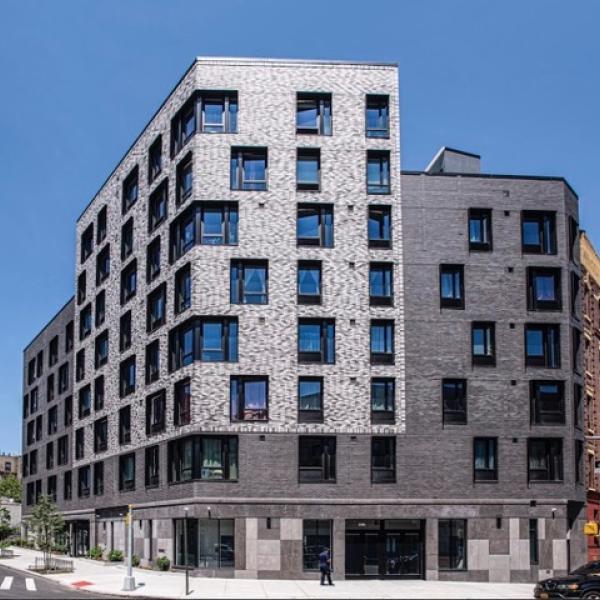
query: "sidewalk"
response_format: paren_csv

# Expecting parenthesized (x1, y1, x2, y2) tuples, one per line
(0, 546, 534, 599)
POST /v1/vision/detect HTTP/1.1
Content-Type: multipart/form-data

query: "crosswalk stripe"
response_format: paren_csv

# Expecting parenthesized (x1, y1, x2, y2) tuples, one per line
(0, 576, 13, 590)
(25, 577, 36, 591)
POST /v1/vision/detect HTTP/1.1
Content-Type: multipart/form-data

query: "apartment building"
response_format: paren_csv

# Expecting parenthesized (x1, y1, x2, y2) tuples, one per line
(0, 454, 21, 480)
(580, 232, 600, 560)
(21, 57, 586, 582)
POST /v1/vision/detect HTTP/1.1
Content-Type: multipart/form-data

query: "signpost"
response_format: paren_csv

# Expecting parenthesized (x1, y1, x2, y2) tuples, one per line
(184, 507, 190, 596)
(122, 504, 136, 591)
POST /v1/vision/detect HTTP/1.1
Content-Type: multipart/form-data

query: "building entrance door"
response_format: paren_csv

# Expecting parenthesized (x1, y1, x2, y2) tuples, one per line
(345, 519, 424, 579)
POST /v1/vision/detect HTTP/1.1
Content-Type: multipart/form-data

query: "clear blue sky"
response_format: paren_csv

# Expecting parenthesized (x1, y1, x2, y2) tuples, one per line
(0, 0, 598, 453)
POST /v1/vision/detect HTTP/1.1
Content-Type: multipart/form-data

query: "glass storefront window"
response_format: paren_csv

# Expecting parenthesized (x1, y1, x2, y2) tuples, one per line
(303, 519, 332, 570)
(174, 518, 234, 569)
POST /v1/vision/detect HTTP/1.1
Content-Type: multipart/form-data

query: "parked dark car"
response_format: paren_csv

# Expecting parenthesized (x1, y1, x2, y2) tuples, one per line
(534, 561, 600, 599)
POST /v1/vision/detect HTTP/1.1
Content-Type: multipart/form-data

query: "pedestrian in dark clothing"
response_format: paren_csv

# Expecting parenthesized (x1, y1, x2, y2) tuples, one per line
(319, 547, 333, 585)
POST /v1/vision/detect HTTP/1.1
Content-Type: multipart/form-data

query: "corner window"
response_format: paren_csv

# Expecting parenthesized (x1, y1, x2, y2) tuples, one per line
(527, 267, 561, 311)
(367, 150, 391, 194)
(442, 379, 467, 424)
(368, 205, 392, 248)
(371, 437, 396, 483)
(369, 263, 393, 306)
(471, 322, 495, 366)
(370, 319, 394, 365)
(468, 208, 492, 251)
(119, 356, 136, 398)
(474, 437, 497, 481)
(200, 91, 237, 133)
(79, 385, 91, 419)
(175, 263, 192, 314)
(146, 390, 166, 435)
(120, 259, 137, 304)
(366, 94, 389, 138)
(298, 319, 335, 364)
(230, 147, 267, 191)
(147, 283, 167, 332)
(299, 437, 336, 483)
(528, 438, 563, 482)
(176, 153, 193, 206)
(230, 376, 268, 421)
(530, 381, 565, 425)
(296, 93, 331, 135)
(145, 445, 160, 488)
(440, 265, 464, 309)
(145, 340, 160, 385)
(119, 405, 131, 445)
(297, 148, 320, 191)
(122, 167, 139, 215)
(525, 324, 560, 368)
(121, 218, 134, 260)
(438, 520, 466, 570)
(174, 378, 191, 426)
(170, 95, 197, 156)
(148, 179, 168, 232)
(298, 261, 321, 304)
(230, 260, 268, 304)
(371, 378, 395, 423)
(521, 211, 556, 254)
(297, 204, 333, 247)
(298, 377, 323, 423)
(119, 452, 136, 491)
(148, 136, 162, 184)
(146, 237, 161, 283)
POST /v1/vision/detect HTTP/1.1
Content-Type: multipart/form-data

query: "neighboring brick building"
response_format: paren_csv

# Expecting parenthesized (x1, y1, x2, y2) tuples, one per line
(20, 57, 586, 582)
(0, 454, 21, 480)
(580, 231, 600, 560)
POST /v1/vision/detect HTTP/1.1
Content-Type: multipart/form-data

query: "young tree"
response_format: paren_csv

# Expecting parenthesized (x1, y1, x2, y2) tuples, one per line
(28, 495, 64, 570)
(0, 475, 21, 502)
(0, 507, 12, 541)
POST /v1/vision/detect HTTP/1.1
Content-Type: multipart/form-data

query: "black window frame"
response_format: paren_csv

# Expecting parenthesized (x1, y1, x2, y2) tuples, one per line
(296, 148, 321, 191)
(438, 519, 467, 571)
(298, 436, 336, 483)
(468, 208, 493, 251)
(119, 355, 136, 398)
(95, 290, 106, 328)
(94, 330, 109, 369)
(176, 152, 193, 206)
(120, 259, 137, 305)
(174, 378, 191, 427)
(296, 92, 332, 136)
(78, 385, 91, 419)
(297, 260, 322, 305)
(119, 452, 136, 492)
(146, 389, 166, 435)
(471, 322, 496, 366)
(371, 378, 395, 423)
(369, 262, 394, 306)
(75, 427, 84, 460)
(145, 445, 160, 488)
(78, 465, 90, 498)
(80, 223, 94, 264)
(148, 135, 162, 184)
(145, 340, 160, 385)
(442, 379, 467, 425)
(473, 437, 498, 482)
(524, 323, 561, 368)
(94, 417, 108, 453)
(146, 236, 161, 284)
(93, 461, 104, 496)
(298, 318, 335, 364)
(79, 303, 92, 340)
(521, 210, 557, 255)
(119, 310, 132, 352)
(527, 267, 562, 311)
(230, 147, 268, 191)
(365, 94, 390, 138)
(530, 380, 565, 425)
(528, 438, 563, 482)
(370, 319, 395, 365)
(298, 377, 324, 423)
(366, 150, 391, 195)
(96, 244, 110, 286)
(122, 166, 139, 215)
(230, 259, 268, 305)
(175, 263, 192, 314)
(148, 178, 168, 232)
(96, 206, 107, 244)
(230, 376, 269, 422)
(368, 205, 392, 248)
(146, 283, 167, 332)
(297, 204, 334, 247)
(371, 436, 396, 483)
(119, 405, 132, 445)
(440, 264, 465, 309)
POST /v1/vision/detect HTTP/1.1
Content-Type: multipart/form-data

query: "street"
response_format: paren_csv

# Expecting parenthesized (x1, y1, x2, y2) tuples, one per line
(0, 564, 116, 599)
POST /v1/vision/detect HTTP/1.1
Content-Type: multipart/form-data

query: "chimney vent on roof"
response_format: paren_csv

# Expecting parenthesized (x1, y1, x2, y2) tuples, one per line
(425, 147, 481, 174)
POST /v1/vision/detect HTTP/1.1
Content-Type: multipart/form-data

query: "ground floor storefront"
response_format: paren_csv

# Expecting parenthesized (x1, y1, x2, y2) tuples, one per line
(59, 500, 586, 583)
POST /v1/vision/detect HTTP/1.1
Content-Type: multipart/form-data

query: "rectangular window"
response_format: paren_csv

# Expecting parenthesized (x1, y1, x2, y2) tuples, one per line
(298, 377, 323, 423)
(148, 179, 168, 232)
(46, 441, 54, 470)
(29, 449, 37, 474)
(440, 265, 464, 309)
(77, 271, 86, 304)
(174, 378, 191, 426)
(571, 272, 580, 317)
(297, 261, 321, 304)
(121, 217, 134, 260)
(27, 359, 35, 385)
(119, 405, 131, 445)
(442, 379, 467, 424)
(468, 208, 493, 251)
(120, 311, 132, 352)
(94, 417, 108, 453)
(472, 322, 495, 366)
(299, 437, 336, 483)
(200, 91, 237, 133)
(171, 95, 197, 156)
(439, 520, 467, 570)
(368, 205, 392, 248)
(528, 438, 563, 482)
(81, 223, 94, 263)
(35, 415, 42, 442)
(93, 461, 104, 496)
(370, 319, 394, 364)
(120, 259, 137, 304)
(145, 445, 159, 488)
(97, 206, 107, 244)
(525, 324, 560, 368)
(78, 465, 91, 498)
(65, 321, 74, 352)
(230, 260, 268, 304)
(146, 237, 161, 283)
(175, 263, 191, 313)
(230, 376, 268, 421)
(366, 94, 389, 138)
(529, 519, 539, 565)
(64, 396, 72, 427)
(569, 216, 579, 262)
(527, 267, 562, 311)
(47, 405, 58, 435)
(474, 437, 497, 481)
(367, 150, 391, 194)
(147, 283, 167, 332)
(148, 135, 162, 184)
(371, 378, 395, 423)
(297, 204, 333, 247)
(176, 153, 193, 206)
(122, 167, 139, 214)
(296, 148, 320, 191)
(96, 244, 110, 286)
(93, 377, 104, 412)
(145, 340, 160, 385)
(37, 350, 45, 374)
(303, 520, 332, 571)
(79, 303, 92, 340)
(46, 373, 55, 403)
(57, 435, 68, 465)
(63, 471, 72, 501)
(298, 319, 335, 364)
(530, 381, 565, 425)
(371, 437, 396, 483)
(119, 452, 136, 491)
(296, 92, 331, 135)
(576, 439, 584, 484)
(169, 317, 238, 371)
(575, 384, 584, 429)
(75, 427, 84, 460)
(94, 330, 109, 368)
(95, 290, 106, 327)
(369, 263, 393, 306)
(78, 385, 91, 419)
(573, 327, 581, 373)
(230, 147, 267, 191)
(522, 211, 556, 254)
(146, 390, 166, 435)
(119, 356, 136, 398)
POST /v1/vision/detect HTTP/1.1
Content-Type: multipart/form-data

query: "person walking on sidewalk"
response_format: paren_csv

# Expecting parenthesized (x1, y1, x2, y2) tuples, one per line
(319, 547, 334, 586)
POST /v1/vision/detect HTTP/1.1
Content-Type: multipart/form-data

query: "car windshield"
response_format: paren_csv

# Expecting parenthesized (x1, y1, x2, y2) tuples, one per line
(571, 561, 600, 575)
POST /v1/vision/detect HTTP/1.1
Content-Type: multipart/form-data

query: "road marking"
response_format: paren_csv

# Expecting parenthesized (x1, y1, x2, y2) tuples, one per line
(0, 576, 13, 590)
(25, 577, 36, 591)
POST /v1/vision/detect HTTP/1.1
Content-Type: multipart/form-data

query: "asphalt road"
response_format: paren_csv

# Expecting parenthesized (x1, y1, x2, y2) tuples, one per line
(0, 563, 117, 599)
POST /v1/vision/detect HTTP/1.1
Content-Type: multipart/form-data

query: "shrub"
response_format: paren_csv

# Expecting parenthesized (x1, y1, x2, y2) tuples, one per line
(108, 549, 124, 562)
(132, 554, 140, 567)
(156, 555, 170, 571)
(89, 545, 103, 560)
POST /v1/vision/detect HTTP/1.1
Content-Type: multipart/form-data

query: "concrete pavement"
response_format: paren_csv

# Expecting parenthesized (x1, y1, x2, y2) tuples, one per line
(0, 547, 535, 599)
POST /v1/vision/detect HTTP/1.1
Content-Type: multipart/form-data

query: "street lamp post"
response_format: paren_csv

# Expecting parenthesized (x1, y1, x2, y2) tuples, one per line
(184, 507, 190, 596)
(122, 504, 136, 591)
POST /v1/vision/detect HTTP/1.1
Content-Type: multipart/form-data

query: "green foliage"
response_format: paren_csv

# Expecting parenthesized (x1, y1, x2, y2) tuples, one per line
(0, 475, 21, 502)
(0, 507, 13, 540)
(108, 549, 124, 562)
(156, 555, 170, 571)
(89, 545, 104, 560)
(132, 554, 140, 567)
(28, 495, 64, 569)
